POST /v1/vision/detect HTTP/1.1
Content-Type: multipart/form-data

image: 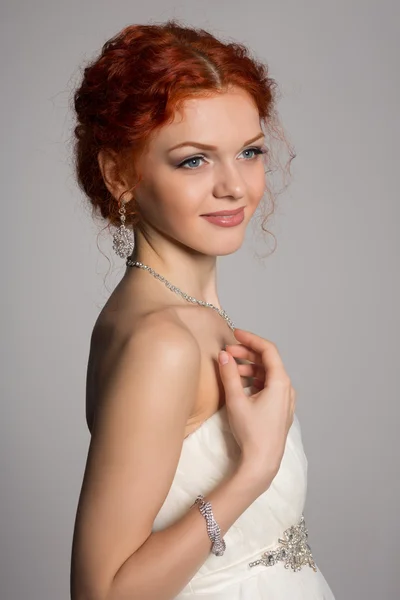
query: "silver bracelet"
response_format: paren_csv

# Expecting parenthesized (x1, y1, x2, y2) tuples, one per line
(193, 494, 226, 556)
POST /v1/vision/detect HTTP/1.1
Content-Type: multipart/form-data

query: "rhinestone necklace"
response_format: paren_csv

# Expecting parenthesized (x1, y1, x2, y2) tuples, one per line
(126, 258, 236, 331)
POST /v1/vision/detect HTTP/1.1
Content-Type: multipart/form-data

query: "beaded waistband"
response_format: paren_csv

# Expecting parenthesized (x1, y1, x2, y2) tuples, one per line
(248, 514, 318, 573)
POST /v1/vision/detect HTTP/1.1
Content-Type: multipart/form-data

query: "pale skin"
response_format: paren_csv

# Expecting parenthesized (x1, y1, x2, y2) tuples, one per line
(70, 86, 296, 600)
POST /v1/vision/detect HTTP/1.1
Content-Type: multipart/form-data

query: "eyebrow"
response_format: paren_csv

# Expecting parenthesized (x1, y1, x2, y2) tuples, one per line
(167, 132, 265, 153)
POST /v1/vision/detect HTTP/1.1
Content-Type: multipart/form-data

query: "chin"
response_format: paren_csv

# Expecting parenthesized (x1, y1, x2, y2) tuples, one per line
(198, 235, 245, 257)
(217, 238, 245, 255)
(171, 222, 248, 256)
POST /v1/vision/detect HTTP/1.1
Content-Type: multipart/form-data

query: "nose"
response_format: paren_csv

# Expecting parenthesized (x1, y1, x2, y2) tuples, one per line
(213, 161, 245, 200)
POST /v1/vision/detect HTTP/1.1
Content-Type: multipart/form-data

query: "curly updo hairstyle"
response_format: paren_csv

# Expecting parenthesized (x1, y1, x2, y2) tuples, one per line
(72, 19, 295, 254)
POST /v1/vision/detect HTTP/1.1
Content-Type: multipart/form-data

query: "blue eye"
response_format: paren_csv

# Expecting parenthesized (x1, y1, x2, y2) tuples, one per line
(178, 156, 205, 169)
(242, 146, 268, 159)
(177, 145, 268, 170)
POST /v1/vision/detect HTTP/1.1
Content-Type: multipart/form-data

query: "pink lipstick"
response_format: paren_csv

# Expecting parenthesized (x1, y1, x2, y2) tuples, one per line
(201, 206, 245, 228)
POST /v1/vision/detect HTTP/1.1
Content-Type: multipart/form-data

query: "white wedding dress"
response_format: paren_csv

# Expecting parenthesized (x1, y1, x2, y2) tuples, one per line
(152, 385, 336, 599)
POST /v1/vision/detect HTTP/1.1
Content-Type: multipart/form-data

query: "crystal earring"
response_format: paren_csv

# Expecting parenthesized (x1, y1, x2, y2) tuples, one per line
(112, 200, 134, 258)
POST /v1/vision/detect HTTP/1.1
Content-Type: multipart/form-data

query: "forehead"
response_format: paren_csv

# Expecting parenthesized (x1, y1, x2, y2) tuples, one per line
(152, 88, 261, 149)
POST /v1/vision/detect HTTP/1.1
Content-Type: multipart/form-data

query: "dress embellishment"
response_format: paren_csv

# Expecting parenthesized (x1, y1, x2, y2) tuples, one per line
(248, 515, 318, 573)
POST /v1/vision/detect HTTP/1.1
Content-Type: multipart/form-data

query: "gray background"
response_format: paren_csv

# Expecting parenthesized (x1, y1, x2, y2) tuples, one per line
(1, 1, 399, 599)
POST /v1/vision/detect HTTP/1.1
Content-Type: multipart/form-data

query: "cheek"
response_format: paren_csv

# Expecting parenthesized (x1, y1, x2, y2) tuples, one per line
(245, 164, 267, 202)
(137, 173, 204, 228)
(155, 170, 207, 214)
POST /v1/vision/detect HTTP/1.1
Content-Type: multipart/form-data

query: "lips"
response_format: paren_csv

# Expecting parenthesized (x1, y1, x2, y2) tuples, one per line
(201, 207, 245, 227)
(201, 206, 245, 217)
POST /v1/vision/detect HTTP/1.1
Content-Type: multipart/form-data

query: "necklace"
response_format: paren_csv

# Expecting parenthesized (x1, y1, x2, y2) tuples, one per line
(126, 259, 236, 331)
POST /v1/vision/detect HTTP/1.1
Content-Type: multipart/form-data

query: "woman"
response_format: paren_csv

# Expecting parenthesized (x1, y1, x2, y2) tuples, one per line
(70, 20, 336, 600)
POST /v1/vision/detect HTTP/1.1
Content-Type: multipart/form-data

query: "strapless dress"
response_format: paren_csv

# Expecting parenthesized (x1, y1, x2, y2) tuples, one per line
(152, 385, 336, 599)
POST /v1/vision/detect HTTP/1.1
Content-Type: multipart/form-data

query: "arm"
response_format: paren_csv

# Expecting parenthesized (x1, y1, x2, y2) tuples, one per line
(107, 461, 266, 600)
(70, 316, 271, 600)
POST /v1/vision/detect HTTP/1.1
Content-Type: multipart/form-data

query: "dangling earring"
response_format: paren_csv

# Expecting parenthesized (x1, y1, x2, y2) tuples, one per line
(112, 199, 134, 258)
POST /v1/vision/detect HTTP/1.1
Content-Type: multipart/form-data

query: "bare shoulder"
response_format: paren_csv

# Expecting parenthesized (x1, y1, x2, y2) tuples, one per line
(86, 307, 201, 432)
(118, 310, 202, 404)
(127, 308, 201, 359)
(72, 310, 202, 598)
(93, 308, 201, 434)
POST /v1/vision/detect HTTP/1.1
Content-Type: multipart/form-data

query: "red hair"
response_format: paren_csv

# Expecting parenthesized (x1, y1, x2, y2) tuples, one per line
(72, 19, 295, 253)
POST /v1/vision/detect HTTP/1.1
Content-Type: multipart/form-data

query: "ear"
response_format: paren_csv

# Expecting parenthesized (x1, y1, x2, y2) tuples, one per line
(97, 149, 134, 203)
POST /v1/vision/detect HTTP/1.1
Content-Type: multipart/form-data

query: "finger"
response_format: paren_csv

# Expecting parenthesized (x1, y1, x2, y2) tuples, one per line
(233, 328, 286, 380)
(217, 351, 245, 402)
(236, 362, 265, 380)
(252, 378, 264, 390)
(225, 343, 261, 365)
(233, 329, 284, 364)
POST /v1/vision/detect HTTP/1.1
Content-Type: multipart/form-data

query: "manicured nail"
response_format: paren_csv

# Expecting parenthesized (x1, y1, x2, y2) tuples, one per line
(219, 351, 229, 365)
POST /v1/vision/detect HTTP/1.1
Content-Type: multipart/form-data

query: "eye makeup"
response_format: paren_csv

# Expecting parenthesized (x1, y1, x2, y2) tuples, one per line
(176, 145, 268, 170)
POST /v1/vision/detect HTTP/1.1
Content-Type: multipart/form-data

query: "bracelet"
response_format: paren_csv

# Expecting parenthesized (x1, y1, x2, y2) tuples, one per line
(193, 494, 226, 556)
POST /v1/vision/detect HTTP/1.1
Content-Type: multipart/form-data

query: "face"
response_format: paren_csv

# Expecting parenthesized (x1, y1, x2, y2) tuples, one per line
(130, 86, 267, 256)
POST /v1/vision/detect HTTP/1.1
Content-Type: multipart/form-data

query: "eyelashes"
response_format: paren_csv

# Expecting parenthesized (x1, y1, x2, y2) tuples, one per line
(177, 146, 268, 170)
(242, 146, 269, 160)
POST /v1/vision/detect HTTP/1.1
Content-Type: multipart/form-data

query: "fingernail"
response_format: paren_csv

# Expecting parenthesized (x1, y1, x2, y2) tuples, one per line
(219, 351, 229, 365)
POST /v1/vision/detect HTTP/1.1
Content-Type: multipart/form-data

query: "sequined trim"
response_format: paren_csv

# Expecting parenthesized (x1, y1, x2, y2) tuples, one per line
(248, 515, 318, 573)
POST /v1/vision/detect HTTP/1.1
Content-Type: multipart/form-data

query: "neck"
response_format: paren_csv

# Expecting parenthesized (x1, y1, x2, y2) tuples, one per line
(123, 227, 222, 308)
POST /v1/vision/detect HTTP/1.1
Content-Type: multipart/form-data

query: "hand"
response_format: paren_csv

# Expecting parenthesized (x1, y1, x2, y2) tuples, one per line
(218, 328, 296, 489)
